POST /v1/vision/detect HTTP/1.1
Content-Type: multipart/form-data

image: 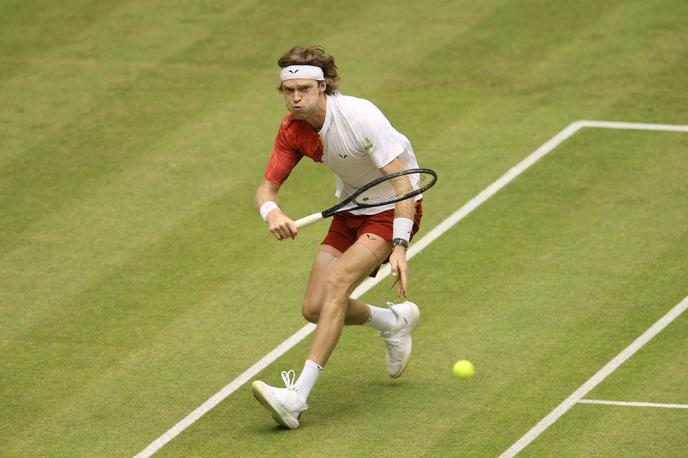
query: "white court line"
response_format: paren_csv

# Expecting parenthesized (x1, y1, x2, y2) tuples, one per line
(499, 120, 688, 457)
(500, 297, 688, 458)
(578, 399, 688, 409)
(578, 120, 688, 133)
(136, 120, 686, 457)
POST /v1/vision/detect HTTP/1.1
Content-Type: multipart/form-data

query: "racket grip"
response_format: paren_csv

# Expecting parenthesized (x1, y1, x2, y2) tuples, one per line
(295, 212, 324, 229)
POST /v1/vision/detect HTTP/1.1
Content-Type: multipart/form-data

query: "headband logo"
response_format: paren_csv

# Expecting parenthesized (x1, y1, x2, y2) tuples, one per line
(280, 65, 324, 81)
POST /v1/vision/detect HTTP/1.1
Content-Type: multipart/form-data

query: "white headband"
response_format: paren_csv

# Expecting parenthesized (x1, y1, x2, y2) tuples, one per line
(280, 65, 325, 81)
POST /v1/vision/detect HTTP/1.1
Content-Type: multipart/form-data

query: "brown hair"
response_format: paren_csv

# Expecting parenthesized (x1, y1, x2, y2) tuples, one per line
(277, 46, 340, 95)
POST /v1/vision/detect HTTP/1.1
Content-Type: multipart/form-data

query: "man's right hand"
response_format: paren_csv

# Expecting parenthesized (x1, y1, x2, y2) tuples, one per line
(266, 210, 298, 240)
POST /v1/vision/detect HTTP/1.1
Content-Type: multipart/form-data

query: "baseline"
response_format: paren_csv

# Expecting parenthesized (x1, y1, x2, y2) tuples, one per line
(578, 399, 688, 410)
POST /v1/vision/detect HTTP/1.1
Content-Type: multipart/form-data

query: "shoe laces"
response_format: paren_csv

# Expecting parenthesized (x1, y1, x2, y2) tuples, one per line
(281, 369, 296, 389)
(280, 369, 308, 413)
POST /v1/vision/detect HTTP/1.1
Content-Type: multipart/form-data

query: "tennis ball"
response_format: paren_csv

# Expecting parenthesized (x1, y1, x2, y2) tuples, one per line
(453, 360, 475, 380)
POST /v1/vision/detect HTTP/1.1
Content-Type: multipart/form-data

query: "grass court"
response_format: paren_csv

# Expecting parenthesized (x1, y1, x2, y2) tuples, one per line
(1, 1, 687, 456)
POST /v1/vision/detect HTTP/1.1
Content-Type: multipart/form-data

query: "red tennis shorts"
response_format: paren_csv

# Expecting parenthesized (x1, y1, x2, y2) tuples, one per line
(321, 201, 423, 259)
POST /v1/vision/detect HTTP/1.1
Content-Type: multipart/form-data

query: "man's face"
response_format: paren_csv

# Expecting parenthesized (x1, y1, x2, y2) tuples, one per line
(281, 79, 325, 120)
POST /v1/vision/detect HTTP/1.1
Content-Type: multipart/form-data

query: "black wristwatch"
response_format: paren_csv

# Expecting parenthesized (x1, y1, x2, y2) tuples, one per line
(392, 238, 409, 249)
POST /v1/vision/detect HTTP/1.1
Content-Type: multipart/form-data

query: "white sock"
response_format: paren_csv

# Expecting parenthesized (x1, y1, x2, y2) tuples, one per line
(365, 304, 398, 332)
(294, 359, 323, 400)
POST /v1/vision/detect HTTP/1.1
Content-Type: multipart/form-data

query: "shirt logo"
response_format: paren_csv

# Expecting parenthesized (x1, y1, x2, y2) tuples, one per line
(337, 153, 348, 158)
(363, 137, 375, 153)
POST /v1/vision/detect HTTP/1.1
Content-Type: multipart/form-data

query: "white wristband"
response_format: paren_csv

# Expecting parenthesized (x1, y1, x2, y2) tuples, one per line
(259, 201, 279, 221)
(393, 217, 414, 242)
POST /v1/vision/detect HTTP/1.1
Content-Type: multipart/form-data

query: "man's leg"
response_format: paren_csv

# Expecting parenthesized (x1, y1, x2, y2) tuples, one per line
(302, 247, 380, 326)
(306, 242, 382, 366)
(252, 234, 417, 428)
(301, 235, 409, 371)
(251, 242, 382, 429)
(344, 232, 420, 379)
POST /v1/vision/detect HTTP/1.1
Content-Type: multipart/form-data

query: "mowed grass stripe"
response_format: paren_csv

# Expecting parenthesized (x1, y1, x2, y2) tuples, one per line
(0, 0, 263, 238)
(369, 0, 688, 240)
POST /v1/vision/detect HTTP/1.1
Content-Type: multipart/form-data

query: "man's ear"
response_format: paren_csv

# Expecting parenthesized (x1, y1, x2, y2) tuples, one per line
(319, 81, 327, 93)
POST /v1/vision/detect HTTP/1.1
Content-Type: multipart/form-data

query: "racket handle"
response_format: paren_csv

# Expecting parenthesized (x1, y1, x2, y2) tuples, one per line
(295, 212, 324, 229)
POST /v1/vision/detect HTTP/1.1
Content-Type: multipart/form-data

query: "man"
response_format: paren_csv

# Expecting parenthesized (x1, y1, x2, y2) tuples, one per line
(252, 46, 424, 429)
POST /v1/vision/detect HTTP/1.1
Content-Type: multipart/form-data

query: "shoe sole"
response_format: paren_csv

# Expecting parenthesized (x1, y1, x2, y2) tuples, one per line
(251, 381, 300, 429)
(389, 301, 420, 378)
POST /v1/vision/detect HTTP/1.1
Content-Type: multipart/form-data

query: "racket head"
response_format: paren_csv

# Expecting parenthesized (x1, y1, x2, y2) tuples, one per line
(351, 168, 437, 208)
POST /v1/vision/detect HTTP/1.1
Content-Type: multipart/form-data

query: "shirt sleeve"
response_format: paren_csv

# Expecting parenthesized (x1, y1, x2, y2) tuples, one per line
(264, 122, 303, 185)
(355, 101, 405, 168)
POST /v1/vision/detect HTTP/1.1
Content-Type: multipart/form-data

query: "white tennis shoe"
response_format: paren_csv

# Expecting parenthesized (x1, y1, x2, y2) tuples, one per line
(379, 301, 420, 378)
(252, 370, 308, 429)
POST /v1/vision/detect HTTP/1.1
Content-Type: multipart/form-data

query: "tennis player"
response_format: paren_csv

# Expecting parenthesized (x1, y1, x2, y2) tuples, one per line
(252, 46, 424, 429)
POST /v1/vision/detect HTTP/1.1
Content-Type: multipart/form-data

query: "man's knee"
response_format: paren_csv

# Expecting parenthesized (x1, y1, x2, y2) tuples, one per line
(301, 298, 321, 323)
(323, 269, 355, 299)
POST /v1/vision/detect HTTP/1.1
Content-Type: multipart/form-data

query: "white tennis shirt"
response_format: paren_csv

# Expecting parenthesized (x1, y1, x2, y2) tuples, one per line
(318, 93, 420, 215)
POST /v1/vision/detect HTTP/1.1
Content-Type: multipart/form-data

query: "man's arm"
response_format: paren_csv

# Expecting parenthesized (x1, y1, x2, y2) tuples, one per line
(380, 158, 415, 297)
(380, 158, 416, 221)
(255, 179, 298, 241)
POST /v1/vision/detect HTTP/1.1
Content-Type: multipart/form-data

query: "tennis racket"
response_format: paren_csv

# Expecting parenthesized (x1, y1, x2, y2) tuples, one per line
(294, 168, 437, 229)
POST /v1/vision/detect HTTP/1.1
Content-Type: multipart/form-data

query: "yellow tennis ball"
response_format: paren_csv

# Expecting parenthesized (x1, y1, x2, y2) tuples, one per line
(453, 360, 475, 380)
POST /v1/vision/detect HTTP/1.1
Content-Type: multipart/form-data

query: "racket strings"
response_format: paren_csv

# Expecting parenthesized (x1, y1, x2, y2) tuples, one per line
(353, 172, 433, 206)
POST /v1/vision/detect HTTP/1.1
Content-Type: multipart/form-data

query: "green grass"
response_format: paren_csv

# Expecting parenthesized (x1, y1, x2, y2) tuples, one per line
(529, 314, 688, 457)
(1, 0, 687, 456)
